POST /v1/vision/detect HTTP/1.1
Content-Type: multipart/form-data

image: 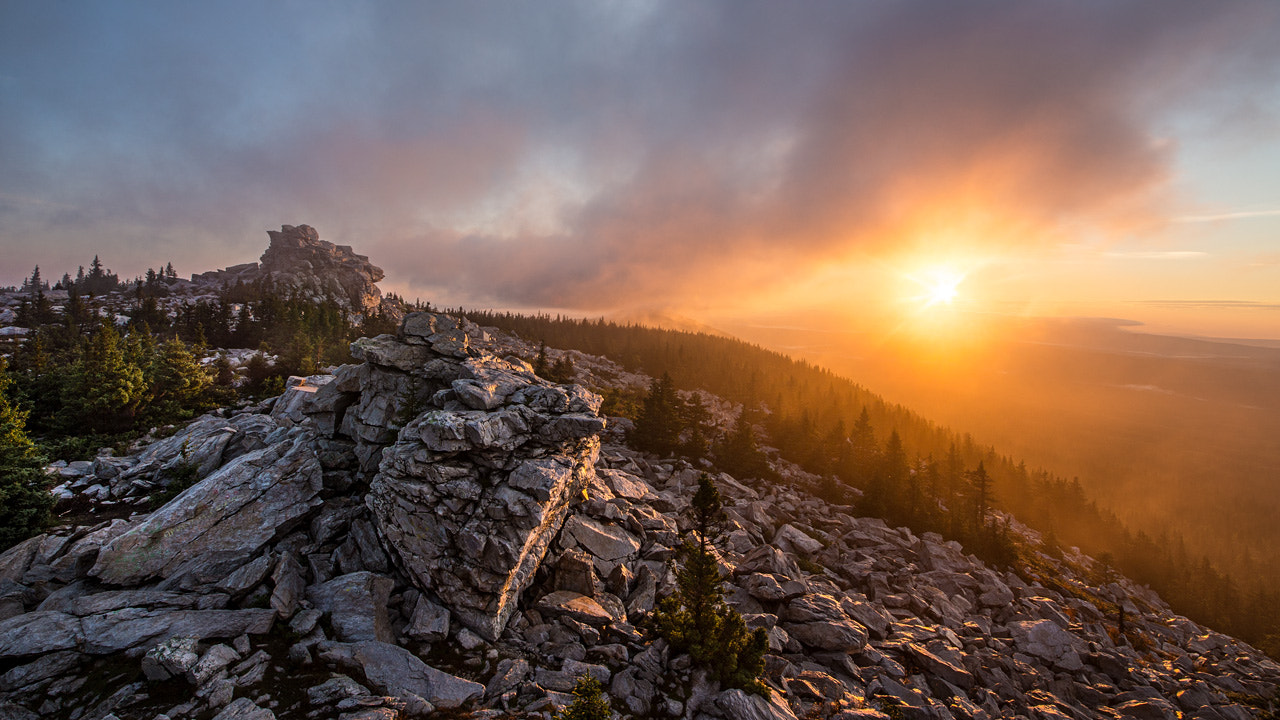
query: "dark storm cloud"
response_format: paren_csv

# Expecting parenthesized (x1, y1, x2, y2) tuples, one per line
(1, 1, 1277, 306)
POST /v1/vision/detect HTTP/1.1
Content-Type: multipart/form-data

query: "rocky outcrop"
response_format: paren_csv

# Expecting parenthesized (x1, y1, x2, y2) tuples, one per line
(191, 224, 384, 311)
(91, 426, 324, 586)
(303, 311, 606, 641)
(1, 313, 1277, 720)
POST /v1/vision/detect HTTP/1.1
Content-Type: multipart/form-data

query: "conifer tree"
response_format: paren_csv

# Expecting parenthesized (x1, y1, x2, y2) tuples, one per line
(651, 474, 769, 695)
(0, 358, 52, 550)
(548, 355, 576, 384)
(148, 337, 212, 421)
(61, 323, 147, 433)
(534, 341, 550, 378)
(556, 676, 611, 720)
(714, 410, 771, 480)
(632, 372, 682, 456)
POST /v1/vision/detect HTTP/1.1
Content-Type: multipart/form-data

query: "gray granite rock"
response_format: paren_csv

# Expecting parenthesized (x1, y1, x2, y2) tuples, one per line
(92, 427, 323, 586)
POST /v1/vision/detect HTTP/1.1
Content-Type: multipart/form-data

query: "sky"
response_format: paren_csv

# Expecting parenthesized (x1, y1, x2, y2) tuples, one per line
(2, 0, 1280, 339)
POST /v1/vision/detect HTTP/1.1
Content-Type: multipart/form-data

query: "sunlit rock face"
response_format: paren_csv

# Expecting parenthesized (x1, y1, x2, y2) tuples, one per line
(191, 224, 385, 311)
(306, 311, 606, 640)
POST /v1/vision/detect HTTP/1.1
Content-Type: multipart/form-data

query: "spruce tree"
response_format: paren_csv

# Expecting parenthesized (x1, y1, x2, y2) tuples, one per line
(651, 474, 769, 695)
(714, 410, 771, 480)
(0, 359, 52, 550)
(148, 337, 212, 421)
(632, 372, 682, 456)
(61, 323, 147, 433)
(556, 676, 611, 720)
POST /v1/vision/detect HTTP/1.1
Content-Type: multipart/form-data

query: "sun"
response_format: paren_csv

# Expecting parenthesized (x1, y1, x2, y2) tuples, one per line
(920, 267, 965, 307)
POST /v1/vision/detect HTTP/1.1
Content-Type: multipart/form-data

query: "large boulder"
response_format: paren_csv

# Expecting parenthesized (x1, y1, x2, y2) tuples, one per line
(91, 427, 324, 586)
(1011, 619, 1085, 672)
(346, 314, 607, 641)
(317, 641, 484, 709)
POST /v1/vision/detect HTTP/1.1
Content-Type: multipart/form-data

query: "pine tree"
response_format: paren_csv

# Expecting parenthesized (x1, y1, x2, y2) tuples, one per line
(556, 676, 611, 720)
(0, 358, 53, 550)
(969, 461, 992, 527)
(714, 410, 772, 480)
(632, 372, 682, 456)
(533, 341, 550, 378)
(61, 323, 147, 433)
(651, 474, 769, 695)
(147, 337, 212, 421)
(548, 355, 576, 384)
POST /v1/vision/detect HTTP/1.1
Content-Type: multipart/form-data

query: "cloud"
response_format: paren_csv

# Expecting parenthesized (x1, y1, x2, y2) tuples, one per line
(1133, 300, 1280, 310)
(1103, 251, 1208, 260)
(1173, 208, 1280, 223)
(2, 1, 1279, 308)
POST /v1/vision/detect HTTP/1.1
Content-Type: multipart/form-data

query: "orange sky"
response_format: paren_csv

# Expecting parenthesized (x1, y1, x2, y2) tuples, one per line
(3, 2, 1279, 339)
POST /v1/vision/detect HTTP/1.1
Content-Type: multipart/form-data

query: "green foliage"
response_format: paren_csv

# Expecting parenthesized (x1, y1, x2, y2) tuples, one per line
(147, 337, 213, 422)
(556, 675, 612, 720)
(547, 355, 576, 384)
(650, 474, 769, 696)
(713, 411, 772, 481)
(632, 372, 682, 456)
(0, 359, 52, 551)
(60, 323, 148, 433)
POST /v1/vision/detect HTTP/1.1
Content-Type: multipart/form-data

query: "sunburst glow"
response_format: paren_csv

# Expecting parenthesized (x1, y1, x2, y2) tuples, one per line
(920, 267, 966, 307)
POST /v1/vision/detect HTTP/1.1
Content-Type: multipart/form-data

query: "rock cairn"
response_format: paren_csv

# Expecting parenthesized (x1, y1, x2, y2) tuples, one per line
(0, 313, 1278, 720)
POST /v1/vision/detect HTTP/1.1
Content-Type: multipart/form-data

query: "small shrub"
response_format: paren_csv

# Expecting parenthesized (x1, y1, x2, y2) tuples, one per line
(557, 675, 611, 720)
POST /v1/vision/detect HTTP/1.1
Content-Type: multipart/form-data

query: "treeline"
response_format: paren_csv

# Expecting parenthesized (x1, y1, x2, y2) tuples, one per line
(461, 310, 1280, 657)
(3, 267, 404, 455)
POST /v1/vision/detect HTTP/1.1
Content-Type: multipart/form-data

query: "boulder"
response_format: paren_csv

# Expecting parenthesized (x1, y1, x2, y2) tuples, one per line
(306, 572, 394, 643)
(1011, 619, 1085, 672)
(141, 636, 200, 681)
(714, 688, 800, 720)
(0, 611, 82, 658)
(406, 597, 450, 642)
(786, 619, 868, 652)
(210, 696, 276, 720)
(563, 515, 641, 562)
(536, 591, 617, 627)
(317, 640, 484, 709)
(80, 608, 274, 654)
(92, 428, 323, 586)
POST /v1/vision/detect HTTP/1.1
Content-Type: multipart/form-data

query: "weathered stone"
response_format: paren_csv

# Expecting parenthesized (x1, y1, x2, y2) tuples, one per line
(210, 696, 276, 720)
(187, 643, 241, 686)
(563, 515, 640, 562)
(407, 597, 450, 642)
(80, 608, 275, 654)
(714, 688, 801, 720)
(141, 636, 200, 681)
(0, 611, 82, 657)
(270, 553, 307, 620)
(785, 619, 868, 652)
(554, 548, 599, 597)
(1011, 619, 1084, 672)
(536, 591, 615, 627)
(191, 225, 384, 313)
(317, 641, 484, 709)
(742, 573, 805, 602)
(906, 642, 973, 689)
(485, 657, 529, 698)
(307, 572, 394, 643)
(773, 524, 823, 556)
(307, 674, 371, 705)
(1112, 698, 1179, 720)
(372, 434, 600, 641)
(92, 428, 324, 586)
(215, 554, 274, 597)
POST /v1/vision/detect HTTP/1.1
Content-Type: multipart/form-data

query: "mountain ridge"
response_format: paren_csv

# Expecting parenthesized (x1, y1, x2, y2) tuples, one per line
(2, 308, 1278, 719)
